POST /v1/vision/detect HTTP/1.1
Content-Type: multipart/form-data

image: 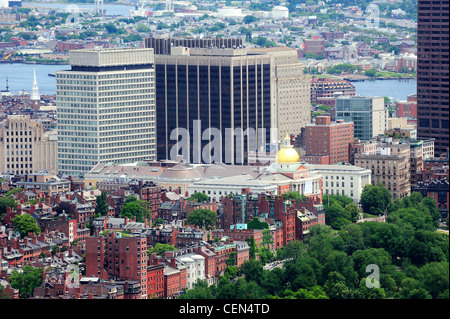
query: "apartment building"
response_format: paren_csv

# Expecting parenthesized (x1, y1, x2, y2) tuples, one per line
(304, 116, 354, 164)
(354, 142, 411, 200)
(0, 115, 57, 175)
(85, 232, 148, 299)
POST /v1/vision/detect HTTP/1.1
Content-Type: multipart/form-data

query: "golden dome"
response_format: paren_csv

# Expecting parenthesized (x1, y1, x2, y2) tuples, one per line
(276, 147, 300, 164)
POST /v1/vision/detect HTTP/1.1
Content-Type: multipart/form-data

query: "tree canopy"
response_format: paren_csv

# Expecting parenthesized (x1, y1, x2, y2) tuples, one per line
(9, 265, 43, 299)
(178, 190, 448, 300)
(12, 213, 41, 237)
(187, 209, 217, 230)
(187, 192, 209, 203)
(360, 183, 391, 215)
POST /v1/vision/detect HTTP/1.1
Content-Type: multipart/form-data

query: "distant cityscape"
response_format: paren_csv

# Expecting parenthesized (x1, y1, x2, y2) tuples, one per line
(0, 0, 448, 302)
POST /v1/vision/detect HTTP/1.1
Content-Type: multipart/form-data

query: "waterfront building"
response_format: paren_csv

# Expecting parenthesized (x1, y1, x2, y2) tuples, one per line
(335, 96, 387, 141)
(310, 77, 355, 105)
(0, 115, 57, 175)
(56, 48, 156, 177)
(417, 0, 449, 156)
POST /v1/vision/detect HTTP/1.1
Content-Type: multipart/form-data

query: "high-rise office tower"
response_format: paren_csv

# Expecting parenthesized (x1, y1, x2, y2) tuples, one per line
(56, 48, 156, 177)
(147, 39, 311, 165)
(335, 96, 387, 141)
(417, 0, 449, 156)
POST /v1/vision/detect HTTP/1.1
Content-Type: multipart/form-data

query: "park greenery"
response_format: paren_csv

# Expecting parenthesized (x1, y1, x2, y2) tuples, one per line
(179, 185, 448, 299)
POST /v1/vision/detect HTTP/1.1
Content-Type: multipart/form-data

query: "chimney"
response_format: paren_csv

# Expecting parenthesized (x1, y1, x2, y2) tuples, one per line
(45, 195, 51, 206)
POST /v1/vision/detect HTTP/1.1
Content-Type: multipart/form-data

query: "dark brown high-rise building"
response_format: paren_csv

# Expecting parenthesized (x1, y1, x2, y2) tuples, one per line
(146, 38, 311, 165)
(417, 0, 449, 157)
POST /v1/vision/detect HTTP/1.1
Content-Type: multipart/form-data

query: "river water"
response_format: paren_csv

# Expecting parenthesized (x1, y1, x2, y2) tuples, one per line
(0, 62, 417, 101)
(351, 78, 417, 101)
(0, 63, 69, 95)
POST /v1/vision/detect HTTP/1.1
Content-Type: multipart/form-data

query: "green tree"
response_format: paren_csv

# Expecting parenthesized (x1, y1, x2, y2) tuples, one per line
(304, 225, 336, 264)
(247, 217, 269, 229)
(320, 250, 358, 288)
(136, 23, 150, 33)
(290, 285, 329, 299)
(245, 236, 257, 259)
(187, 209, 217, 230)
(0, 197, 18, 218)
(120, 197, 151, 222)
(345, 202, 361, 223)
(12, 213, 41, 237)
(261, 268, 285, 296)
(352, 248, 395, 280)
(178, 280, 214, 299)
(94, 191, 109, 217)
(5, 188, 22, 196)
(356, 278, 387, 299)
(240, 259, 264, 285)
(323, 271, 358, 299)
(147, 243, 176, 256)
(104, 23, 117, 34)
(282, 191, 306, 203)
(243, 15, 258, 24)
(282, 239, 307, 263)
(187, 192, 209, 203)
(153, 217, 164, 226)
(325, 202, 351, 230)
(9, 265, 43, 299)
(360, 183, 391, 215)
(365, 68, 378, 77)
(338, 223, 366, 255)
(416, 262, 449, 299)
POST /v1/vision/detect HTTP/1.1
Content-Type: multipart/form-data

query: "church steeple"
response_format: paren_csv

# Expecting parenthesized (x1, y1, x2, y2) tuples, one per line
(30, 63, 40, 109)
